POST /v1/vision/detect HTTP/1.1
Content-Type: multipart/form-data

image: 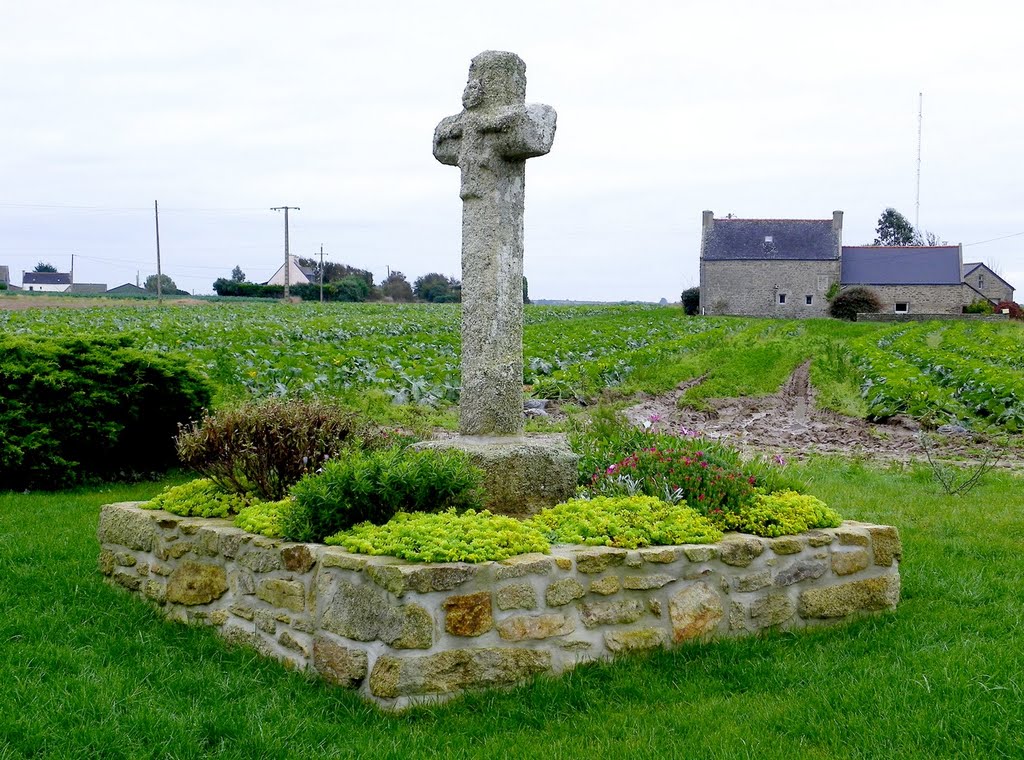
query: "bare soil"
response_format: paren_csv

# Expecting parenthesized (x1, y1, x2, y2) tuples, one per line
(622, 361, 1022, 470)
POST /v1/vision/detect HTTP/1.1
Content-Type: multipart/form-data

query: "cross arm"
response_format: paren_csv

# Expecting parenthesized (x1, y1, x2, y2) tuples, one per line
(433, 113, 464, 166)
(492, 103, 557, 161)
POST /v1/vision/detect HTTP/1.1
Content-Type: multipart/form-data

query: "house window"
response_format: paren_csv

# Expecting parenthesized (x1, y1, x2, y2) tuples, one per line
(895, 302, 909, 314)
(764, 236, 773, 243)
(979, 274, 985, 289)
(778, 293, 787, 305)
(817, 275, 830, 292)
(805, 295, 813, 305)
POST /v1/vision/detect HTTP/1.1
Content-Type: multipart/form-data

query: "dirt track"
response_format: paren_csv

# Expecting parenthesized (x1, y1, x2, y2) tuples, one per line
(623, 361, 1021, 469)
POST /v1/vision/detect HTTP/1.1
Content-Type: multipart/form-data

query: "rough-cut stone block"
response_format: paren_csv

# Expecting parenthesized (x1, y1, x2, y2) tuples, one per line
(166, 561, 228, 605)
(554, 557, 573, 571)
(579, 599, 644, 628)
(281, 545, 315, 573)
(114, 551, 137, 567)
(495, 553, 554, 579)
(683, 546, 718, 562)
(257, 578, 305, 612)
(750, 592, 796, 627)
(369, 563, 478, 596)
(414, 436, 577, 516)
(319, 549, 368, 571)
(278, 630, 308, 656)
(313, 635, 368, 687)
(623, 574, 674, 590)
(624, 551, 642, 568)
(719, 536, 765, 567)
(638, 547, 683, 564)
(98, 504, 156, 552)
(605, 627, 668, 653)
(729, 600, 748, 632)
(229, 603, 254, 621)
(574, 548, 628, 574)
(832, 549, 870, 576)
(735, 570, 771, 592)
(866, 525, 902, 566)
(369, 648, 551, 699)
(836, 528, 870, 546)
(768, 536, 804, 555)
(143, 579, 166, 603)
(98, 550, 115, 576)
(497, 613, 574, 641)
(221, 624, 273, 657)
(774, 559, 828, 587)
(588, 576, 621, 596)
(443, 592, 493, 637)
(799, 575, 901, 619)
(496, 582, 537, 610)
(112, 570, 139, 591)
(545, 578, 585, 607)
(669, 582, 723, 642)
(210, 609, 228, 626)
(255, 609, 277, 634)
(806, 531, 834, 547)
(237, 548, 282, 573)
(319, 576, 433, 649)
(648, 598, 663, 617)
(217, 529, 251, 558)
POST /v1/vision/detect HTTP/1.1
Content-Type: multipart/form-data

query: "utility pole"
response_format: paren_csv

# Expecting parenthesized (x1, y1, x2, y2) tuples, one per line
(70, 253, 75, 285)
(318, 244, 325, 303)
(915, 92, 923, 234)
(271, 206, 300, 298)
(154, 200, 163, 305)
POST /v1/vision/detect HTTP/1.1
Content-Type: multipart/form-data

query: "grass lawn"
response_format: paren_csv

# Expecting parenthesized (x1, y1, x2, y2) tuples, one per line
(2, 461, 1022, 759)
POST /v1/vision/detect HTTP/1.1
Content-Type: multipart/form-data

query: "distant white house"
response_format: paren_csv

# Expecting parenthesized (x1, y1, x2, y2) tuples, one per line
(265, 256, 317, 286)
(22, 271, 72, 292)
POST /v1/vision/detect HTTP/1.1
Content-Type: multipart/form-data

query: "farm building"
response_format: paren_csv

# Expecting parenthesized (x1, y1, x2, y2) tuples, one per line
(0, 265, 9, 288)
(698, 211, 1015, 317)
(265, 256, 317, 286)
(67, 283, 108, 294)
(22, 271, 72, 292)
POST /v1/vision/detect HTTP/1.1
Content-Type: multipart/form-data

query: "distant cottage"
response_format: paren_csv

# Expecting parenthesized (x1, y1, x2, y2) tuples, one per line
(21, 271, 72, 293)
(265, 256, 317, 286)
(698, 211, 1014, 317)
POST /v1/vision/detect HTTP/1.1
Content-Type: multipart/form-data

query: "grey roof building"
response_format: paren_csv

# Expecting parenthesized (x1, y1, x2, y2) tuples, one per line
(841, 246, 963, 285)
(701, 214, 842, 262)
(67, 283, 108, 294)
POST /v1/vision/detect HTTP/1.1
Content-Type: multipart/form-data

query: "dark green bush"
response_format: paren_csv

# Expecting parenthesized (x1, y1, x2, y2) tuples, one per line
(0, 335, 212, 489)
(175, 398, 398, 501)
(964, 298, 995, 315)
(828, 287, 883, 321)
(284, 447, 484, 543)
(680, 287, 700, 316)
(211, 278, 372, 302)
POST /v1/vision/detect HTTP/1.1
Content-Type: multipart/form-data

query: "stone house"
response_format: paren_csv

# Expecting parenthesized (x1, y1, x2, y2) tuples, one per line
(699, 212, 843, 317)
(699, 211, 1016, 317)
(21, 271, 71, 292)
(962, 262, 1015, 304)
(265, 256, 317, 286)
(0, 265, 9, 288)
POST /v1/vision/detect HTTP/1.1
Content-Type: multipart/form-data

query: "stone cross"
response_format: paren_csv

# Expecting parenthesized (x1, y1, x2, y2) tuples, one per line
(433, 51, 557, 437)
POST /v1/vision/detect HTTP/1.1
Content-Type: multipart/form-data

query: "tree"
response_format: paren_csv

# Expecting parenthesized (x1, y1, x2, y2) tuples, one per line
(34, 262, 58, 273)
(144, 273, 177, 293)
(828, 287, 882, 321)
(380, 271, 414, 302)
(872, 208, 918, 246)
(523, 276, 530, 305)
(413, 273, 461, 303)
(680, 287, 700, 315)
(230, 265, 246, 283)
(297, 258, 373, 286)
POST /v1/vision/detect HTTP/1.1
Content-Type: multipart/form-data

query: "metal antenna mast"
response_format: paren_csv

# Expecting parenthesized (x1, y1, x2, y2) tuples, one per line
(915, 92, 923, 233)
(271, 206, 300, 298)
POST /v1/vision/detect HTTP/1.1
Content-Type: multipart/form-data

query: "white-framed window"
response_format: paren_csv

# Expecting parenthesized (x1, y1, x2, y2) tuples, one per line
(805, 295, 813, 305)
(764, 235, 773, 243)
(895, 302, 909, 314)
(778, 293, 787, 305)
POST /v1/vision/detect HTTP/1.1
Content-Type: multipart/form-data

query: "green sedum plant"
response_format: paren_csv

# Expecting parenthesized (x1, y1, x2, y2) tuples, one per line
(142, 478, 254, 518)
(327, 509, 549, 563)
(714, 490, 842, 537)
(235, 499, 292, 538)
(284, 447, 484, 543)
(531, 495, 723, 548)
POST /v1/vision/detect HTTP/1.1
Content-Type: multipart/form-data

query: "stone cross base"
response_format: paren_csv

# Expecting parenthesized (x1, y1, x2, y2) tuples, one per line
(415, 434, 578, 517)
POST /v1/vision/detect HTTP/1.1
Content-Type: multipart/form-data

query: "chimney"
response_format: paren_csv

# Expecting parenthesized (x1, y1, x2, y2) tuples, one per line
(832, 210, 843, 233)
(702, 210, 714, 232)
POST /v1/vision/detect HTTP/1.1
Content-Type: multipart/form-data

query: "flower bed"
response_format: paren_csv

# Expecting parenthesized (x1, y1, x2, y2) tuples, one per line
(99, 503, 901, 710)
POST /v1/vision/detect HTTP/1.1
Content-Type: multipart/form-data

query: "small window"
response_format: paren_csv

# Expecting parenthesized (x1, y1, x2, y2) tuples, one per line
(778, 293, 787, 305)
(895, 302, 909, 314)
(805, 295, 813, 305)
(979, 274, 985, 289)
(764, 236, 773, 243)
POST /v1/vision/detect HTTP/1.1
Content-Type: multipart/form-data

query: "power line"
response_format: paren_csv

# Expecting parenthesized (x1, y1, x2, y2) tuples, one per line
(964, 231, 1024, 247)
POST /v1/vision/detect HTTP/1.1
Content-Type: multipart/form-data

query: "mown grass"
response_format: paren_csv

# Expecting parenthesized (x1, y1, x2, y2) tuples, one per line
(2, 461, 1022, 759)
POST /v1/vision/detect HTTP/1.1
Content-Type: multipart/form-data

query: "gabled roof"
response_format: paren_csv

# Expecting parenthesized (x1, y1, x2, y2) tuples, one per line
(297, 265, 317, 279)
(703, 218, 839, 261)
(107, 283, 148, 295)
(962, 261, 1015, 291)
(22, 271, 72, 285)
(67, 283, 108, 294)
(842, 246, 962, 285)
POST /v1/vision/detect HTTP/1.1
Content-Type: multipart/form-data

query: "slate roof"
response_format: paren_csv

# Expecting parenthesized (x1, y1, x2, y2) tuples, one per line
(107, 283, 148, 295)
(298, 265, 317, 280)
(841, 246, 962, 285)
(67, 283, 108, 294)
(22, 271, 72, 285)
(702, 218, 838, 261)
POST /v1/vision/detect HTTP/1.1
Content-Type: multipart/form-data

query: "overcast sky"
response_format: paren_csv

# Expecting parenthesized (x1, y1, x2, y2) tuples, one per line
(2, 1, 1021, 300)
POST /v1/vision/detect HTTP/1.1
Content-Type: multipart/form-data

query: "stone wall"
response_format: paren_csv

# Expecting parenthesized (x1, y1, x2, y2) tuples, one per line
(98, 503, 901, 709)
(963, 267, 1014, 304)
(857, 313, 1009, 323)
(700, 259, 840, 317)
(846, 284, 969, 315)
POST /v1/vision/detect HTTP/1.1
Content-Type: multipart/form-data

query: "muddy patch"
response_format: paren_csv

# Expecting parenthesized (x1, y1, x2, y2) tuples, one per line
(624, 361, 1020, 469)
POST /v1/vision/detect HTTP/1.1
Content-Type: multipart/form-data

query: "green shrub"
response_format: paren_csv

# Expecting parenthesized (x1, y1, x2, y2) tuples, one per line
(176, 398, 390, 501)
(235, 499, 292, 538)
(715, 490, 842, 537)
(680, 287, 700, 316)
(284, 447, 484, 543)
(964, 298, 995, 315)
(327, 509, 549, 562)
(141, 478, 252, 518)
(0, 334, 212, 490)
(531, 495, 722, 548)
(828, 287, 882, 321)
